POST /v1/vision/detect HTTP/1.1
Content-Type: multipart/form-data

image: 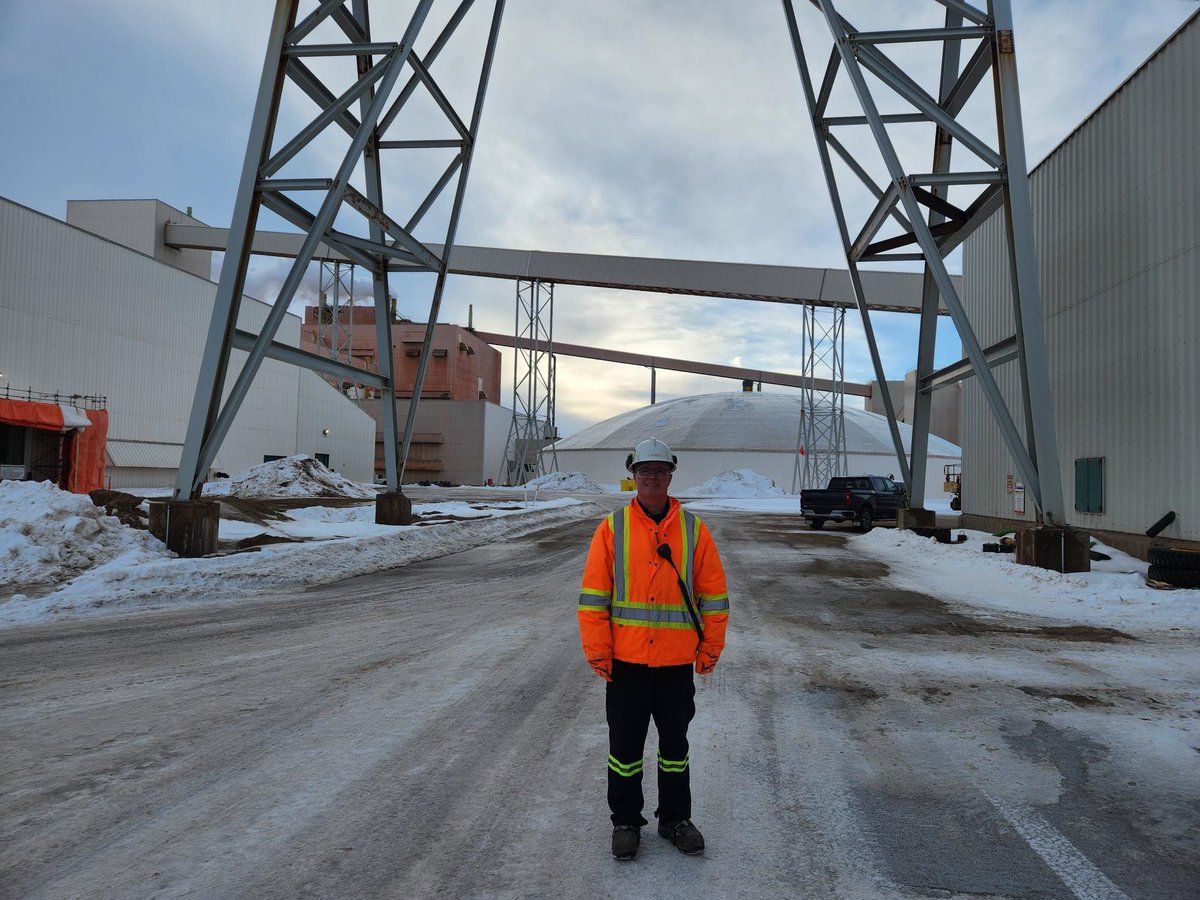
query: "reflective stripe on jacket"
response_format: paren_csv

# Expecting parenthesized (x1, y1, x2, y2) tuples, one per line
(578, 496, 729, 668)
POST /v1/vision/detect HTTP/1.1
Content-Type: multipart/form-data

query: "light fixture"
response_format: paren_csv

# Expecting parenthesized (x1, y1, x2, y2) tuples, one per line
(322, 428, 330, 436)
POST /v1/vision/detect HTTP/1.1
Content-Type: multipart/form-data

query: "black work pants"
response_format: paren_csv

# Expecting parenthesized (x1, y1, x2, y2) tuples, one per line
(605, 659, 696, 827)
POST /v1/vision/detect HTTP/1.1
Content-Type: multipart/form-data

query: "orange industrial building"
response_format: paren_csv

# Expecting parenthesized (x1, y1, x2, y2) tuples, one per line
(299, 305, 509, 482)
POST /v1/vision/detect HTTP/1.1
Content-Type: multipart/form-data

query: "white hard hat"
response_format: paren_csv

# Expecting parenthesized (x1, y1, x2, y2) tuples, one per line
(626, 438, 677, 472)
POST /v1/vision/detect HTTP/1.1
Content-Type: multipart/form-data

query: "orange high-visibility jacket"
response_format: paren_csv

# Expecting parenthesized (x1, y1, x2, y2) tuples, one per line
(578, 497, 729, 668)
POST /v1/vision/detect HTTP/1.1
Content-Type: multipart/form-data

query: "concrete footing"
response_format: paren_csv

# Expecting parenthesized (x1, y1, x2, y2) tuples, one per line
(148, 500, 220, 557)
(1016, 526, 1091, 573)
(376, 491, 413, 526)
(897, 507, 937, 529)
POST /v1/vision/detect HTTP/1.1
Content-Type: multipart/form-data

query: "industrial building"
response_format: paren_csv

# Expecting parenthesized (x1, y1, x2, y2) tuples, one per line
(298, 305, 509, 485)
(959, 12, 1198, 553)
(0, 198, 376, 490)
(552, 391, 960, 502)
(866, 375, 961, 447)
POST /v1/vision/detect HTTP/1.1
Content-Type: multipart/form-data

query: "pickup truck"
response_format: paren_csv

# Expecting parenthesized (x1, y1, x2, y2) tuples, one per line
(800, 475, 908, 532)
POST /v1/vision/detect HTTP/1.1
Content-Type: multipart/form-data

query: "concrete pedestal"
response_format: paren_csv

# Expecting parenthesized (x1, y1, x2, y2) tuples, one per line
(148, 500, 220, 557)
(897, 507, 937, 529)
(1016, 526, 1091, 573)
(376, 491, 413, 526)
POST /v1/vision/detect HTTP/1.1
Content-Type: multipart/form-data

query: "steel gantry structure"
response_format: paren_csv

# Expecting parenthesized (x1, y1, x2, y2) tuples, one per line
(315, 260, 357, 393)
(173, 0, 506, 501)
(782, 0, 1065, 525)
(792, 304, 848, 493)
(501, 279, 558, 485)
(163, 0, 1066, 551)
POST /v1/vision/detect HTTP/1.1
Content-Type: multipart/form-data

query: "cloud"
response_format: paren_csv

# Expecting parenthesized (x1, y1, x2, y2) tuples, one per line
(2, 0, 1194, 440)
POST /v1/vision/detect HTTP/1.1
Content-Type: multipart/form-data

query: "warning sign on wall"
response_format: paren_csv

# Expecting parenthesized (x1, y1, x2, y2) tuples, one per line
(1013, 482, 1025, 515)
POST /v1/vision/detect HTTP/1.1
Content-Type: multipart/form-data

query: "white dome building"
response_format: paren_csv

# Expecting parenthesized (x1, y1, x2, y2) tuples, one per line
(551, 392, 960, 501)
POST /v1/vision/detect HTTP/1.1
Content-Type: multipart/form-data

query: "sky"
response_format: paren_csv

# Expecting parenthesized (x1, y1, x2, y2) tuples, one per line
(1, 1, 1196, 437)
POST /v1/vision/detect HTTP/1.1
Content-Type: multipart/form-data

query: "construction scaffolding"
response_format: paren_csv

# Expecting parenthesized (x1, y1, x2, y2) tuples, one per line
(501, 279, 558, 485)
(793, 304, 847, 493)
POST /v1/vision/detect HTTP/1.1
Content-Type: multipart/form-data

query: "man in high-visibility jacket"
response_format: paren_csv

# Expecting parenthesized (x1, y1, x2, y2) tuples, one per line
(578, 438, 730, 861)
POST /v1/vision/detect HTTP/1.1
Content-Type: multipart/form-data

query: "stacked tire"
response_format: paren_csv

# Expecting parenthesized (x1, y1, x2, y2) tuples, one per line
(1147, 546, 1200, 589)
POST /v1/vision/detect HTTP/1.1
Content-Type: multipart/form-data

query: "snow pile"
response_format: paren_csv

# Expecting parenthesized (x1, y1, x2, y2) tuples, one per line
(202, 454, 375, 499)
(680, 469, 785, 498)
(0, 480, 171, 590)
(1, 498, 598, 626)
(856, 527, 1200, 632)
(523, 471, 605, 493)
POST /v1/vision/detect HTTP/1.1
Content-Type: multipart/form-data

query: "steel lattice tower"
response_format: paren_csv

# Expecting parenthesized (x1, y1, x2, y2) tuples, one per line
(793, 304, 847, 493)
(316, 260, 357, 393)
(173, 0, 506, 498)
(501, 279, 558, 485)
(783, 0, 1065, 524)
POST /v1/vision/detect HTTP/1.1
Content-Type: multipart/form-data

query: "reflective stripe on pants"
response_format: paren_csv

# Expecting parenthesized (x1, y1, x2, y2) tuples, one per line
(604, 659, 696, 827)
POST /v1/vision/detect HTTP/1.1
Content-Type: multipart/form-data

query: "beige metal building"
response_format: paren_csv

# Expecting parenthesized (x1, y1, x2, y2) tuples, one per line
(357, 398, 510, 485)
(0, 197, 376, 490)
(959, 13, 1198, 552)
(867, 374, 962, 447)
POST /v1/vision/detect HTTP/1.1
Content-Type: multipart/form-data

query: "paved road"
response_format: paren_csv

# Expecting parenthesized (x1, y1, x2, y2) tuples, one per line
(2, 509, 1197, 898)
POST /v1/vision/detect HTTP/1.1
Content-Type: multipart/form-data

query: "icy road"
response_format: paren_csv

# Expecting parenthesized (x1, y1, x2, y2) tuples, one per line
(2, 508, 1197, 898)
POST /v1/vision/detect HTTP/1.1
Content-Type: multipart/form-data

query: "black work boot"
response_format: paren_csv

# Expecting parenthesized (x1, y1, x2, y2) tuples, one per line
(658, 819, 704, 855)
(612, 825, 640, 860)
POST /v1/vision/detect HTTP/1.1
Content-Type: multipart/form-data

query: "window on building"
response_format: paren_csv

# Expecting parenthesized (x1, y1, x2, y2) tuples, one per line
(264, 455, 285, 463)
(1074, 457, 1104, 514)
(315, 452, 330, 467)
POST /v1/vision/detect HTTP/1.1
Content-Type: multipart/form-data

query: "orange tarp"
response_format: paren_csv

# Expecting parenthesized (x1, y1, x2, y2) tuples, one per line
(66, 409, 108, 494)
(0, 399, 108, 494)
(0, 398, 66, 430)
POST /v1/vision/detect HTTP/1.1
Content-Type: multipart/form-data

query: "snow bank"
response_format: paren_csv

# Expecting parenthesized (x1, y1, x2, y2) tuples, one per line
(1, 498, 599, 627)
(202, 454, 375, 499)
(0, 480, 172, 590)
(680, 469, 785, 498)
(855, 527, 1200, 632)
(523, 471, 605, 493)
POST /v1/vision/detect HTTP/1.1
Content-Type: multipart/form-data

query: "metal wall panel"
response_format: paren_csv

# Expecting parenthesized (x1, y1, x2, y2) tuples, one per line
(67, 199, 213, 280)
(106, 440, 185, 469)
(0, 198, 375, 487)
(961, 15, 1199, 540)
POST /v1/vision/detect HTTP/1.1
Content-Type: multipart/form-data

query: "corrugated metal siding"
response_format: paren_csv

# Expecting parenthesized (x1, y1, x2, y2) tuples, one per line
(107, 440, 183, 469)
(106, 467, 176, 491)
(961, 15, 1199, 539)
(0, 198, 375, 486)
(295, 370, 380, 484)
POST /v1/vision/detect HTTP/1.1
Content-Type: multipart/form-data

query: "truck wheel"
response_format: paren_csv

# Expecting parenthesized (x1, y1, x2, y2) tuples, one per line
(950, 496, 961, 511)
(859, 507, 874, 533)
(809, 518, 825, 530)
(1147, 564, 1200, 589)
(1148, 546, 1200, 571)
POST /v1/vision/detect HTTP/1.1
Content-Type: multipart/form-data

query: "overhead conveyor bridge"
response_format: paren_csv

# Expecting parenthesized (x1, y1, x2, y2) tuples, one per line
(471, 330, 872, 398)
(163, 225, 956, 314)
